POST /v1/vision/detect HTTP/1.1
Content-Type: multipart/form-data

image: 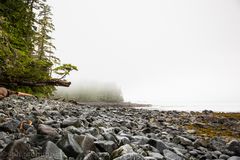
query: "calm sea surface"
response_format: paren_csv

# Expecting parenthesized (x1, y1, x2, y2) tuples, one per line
(135, 103, 240, 112)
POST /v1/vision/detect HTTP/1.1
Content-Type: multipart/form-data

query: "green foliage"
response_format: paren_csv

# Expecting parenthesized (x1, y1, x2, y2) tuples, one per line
(0, 0, 76, 96)
(55, 82, 124, 103)
(53, 64, 78, 79)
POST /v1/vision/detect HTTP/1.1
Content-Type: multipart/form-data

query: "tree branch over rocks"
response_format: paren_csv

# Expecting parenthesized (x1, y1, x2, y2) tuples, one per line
(0, 79, 71, 87)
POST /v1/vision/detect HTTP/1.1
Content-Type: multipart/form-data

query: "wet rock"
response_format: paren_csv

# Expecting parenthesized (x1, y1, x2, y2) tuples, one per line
(105, 127, 121, 134)
(61, 117, 83, 128)
(200, 152, 213, 160)
(0, 138, 31, 160)
(116, 135, 130, 145)
(136, 147, 148, 157)
(112, 144, 134, 159)
(30, 134, 54, 146)
(86, 127, 100, 136)
(163, 149, 183, 160)
(94, 140, 117, 154)
(113, 153, 145, 160)
(193, 138, 208, 148)
(0, 119, 20, 133)
(44, 119, 57, 125)
(147, 139, 168, 154)
(44, 141, 67, 160)
(173, 135, 193, 146)
(65, 126, 82, 134)
(102, 132, 118, 144)
(132, 135, 149, 145)
(144, 157, 157, 160)
(219, 154, 230, 159)
(213, 150, 222, 157)
(147, 151, 164, 160)
(173, 147, 187, 157)
(82, 151, 99, 160)
(92, 119, 105, 127)
(98, 152, 110, 160)
(31, 155, 51, 160)
(141, 144, 160, 153)
(38, 124, 59, 137)
(0, 132, 8, 140)
(198, 146, 208, 153)
(74, 134, 96, 153)
(227, 140, 240, 156)
(57, 133, 84, 158)
(0, 140, 5, 148)
(0, 95, 240, 160)
(210, 137, 226, 152)
(189, 150, 198, 156)
(228, 156, 240, 160)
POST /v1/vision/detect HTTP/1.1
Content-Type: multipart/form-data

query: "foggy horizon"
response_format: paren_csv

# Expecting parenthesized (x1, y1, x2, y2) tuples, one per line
(49, 0, 240, 111)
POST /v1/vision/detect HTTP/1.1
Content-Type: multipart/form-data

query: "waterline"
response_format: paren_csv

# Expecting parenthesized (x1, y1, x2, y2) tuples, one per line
(136, 104, 240, 112)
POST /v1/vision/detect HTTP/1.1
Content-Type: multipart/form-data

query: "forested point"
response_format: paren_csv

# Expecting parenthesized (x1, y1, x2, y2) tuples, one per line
(0, 0, 77, 97)
(55, 82, 124, 103)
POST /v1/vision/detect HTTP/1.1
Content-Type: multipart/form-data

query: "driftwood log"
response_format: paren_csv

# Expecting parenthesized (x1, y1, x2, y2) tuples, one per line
(0, 79, 71, 87)
(0, 79, 71, 100)
(0, 87, 33, 100)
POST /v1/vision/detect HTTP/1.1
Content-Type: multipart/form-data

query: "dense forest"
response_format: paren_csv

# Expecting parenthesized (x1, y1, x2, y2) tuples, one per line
(0, 0, 77, 96)
(56, 82, 124, 103)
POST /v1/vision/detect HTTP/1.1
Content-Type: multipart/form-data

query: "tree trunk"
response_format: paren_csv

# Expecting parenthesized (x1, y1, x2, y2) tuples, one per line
(0, 79, 71, 87)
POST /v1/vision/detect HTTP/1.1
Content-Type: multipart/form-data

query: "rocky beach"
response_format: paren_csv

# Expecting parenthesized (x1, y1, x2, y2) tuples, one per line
(0, 96, 240, 160)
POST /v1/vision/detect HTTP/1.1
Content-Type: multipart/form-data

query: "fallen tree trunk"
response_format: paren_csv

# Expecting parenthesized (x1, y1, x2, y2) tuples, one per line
(0, 79, 71, 87)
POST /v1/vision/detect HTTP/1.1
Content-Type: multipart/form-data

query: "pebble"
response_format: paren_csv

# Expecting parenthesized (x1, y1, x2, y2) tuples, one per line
(0, 96, 238, 159)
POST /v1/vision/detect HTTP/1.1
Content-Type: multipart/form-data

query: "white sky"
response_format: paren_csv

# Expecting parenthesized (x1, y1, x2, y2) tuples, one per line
(48, 0, 240, 107)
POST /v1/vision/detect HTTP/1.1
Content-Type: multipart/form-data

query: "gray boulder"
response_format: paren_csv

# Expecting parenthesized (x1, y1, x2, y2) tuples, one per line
(102, 132, 118, 144)
(147, 139, 168, 154)
(38, 124, 59, 137)
(44, 141, 67, 160)
(31, 156, 51, 160)
(147, 151, 164, 160)
(98, 152, 110, 160)
(0, 119, 20, 133)
(61, 117, 83, 128)
(116, 135, 130, 145)
(112, 144, 134, 159)
(82, 151, 99, 160)
(113, 153, 145, 160)
(57, 133, 84, 158)
(219, 154, 230, 159)
(227, 140, 240, 155)
(173, 136, 193, 146)
(228, 156, 240, 160)
(132, 136, 149, 145)
(163, 149, 183, 160)
(74, 134, 96, 153)
(144, 157, 157, 160)
(0, 138, 31, 160)
(94, 140, 117, 154)
(65, 126, 82, 135)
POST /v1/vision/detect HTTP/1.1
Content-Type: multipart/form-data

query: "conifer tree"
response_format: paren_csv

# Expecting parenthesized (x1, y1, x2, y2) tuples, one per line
(0, 0, 77, 96)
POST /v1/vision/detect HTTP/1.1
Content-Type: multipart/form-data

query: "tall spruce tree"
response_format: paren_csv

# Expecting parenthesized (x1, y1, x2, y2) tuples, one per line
(0, 0, 77, 96)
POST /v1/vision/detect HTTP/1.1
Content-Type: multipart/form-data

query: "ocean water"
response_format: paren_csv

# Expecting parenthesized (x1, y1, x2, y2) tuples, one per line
(136, 102, 240, 112)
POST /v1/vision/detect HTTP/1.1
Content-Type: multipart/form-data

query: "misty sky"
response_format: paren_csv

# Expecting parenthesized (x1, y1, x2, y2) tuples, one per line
(48, 0, 240, 107)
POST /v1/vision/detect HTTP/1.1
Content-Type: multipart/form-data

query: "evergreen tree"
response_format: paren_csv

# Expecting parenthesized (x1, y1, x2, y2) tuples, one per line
(0, 0, 77, 96)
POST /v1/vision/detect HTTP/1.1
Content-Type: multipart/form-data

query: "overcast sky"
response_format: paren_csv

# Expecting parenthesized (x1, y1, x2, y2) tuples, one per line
(48, 0, 240, 108)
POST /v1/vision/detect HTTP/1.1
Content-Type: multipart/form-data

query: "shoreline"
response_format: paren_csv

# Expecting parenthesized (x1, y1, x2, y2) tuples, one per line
(0, 96, 239, 159)
(69, 100, 240, 113)
(63, 100, 153, 108)
(135, 105, 240, 113)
